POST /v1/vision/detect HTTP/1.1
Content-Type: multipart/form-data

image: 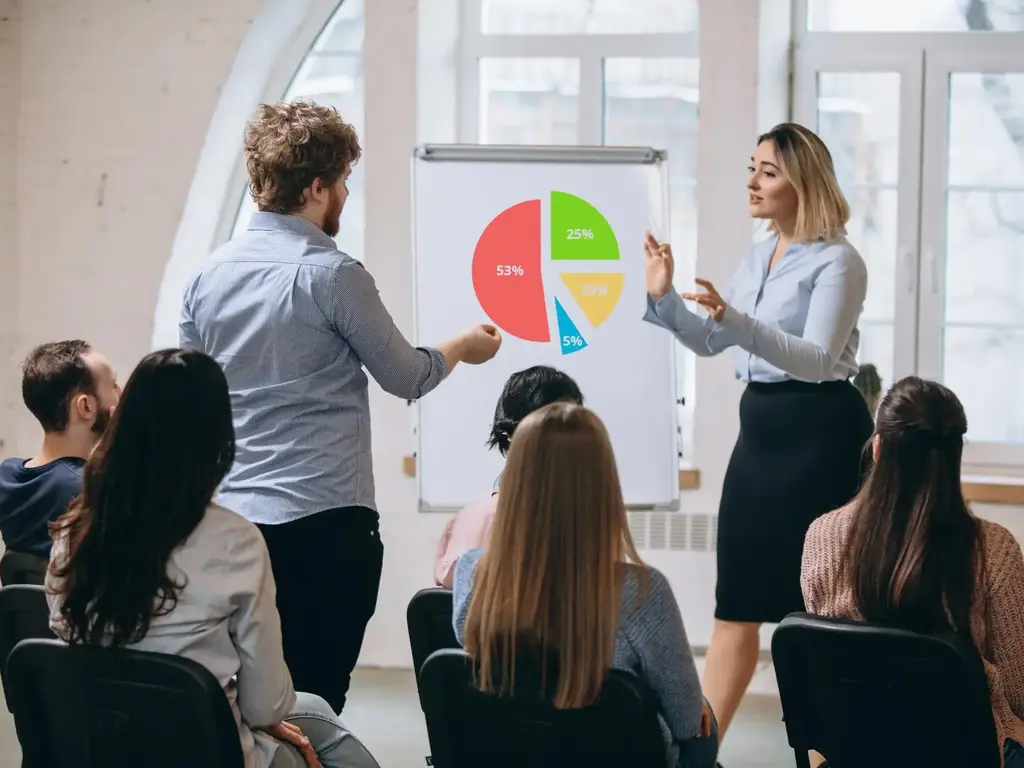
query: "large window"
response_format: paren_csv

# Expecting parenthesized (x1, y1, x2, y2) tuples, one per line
(438, 0, 700, 458)
(794, 0, 1024, 468)
(231, 0, 365, 259)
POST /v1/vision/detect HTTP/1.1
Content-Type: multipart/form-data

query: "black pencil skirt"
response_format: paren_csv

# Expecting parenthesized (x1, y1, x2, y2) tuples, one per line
(715, 379, 874, 624)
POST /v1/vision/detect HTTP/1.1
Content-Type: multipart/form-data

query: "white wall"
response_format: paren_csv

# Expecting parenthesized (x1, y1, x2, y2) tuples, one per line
(6, 0, 260, 455)
(0, 1, 19, 456)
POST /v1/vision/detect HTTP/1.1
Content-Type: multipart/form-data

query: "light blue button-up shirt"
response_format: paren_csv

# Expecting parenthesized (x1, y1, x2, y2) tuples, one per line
(644, 235, 867, 383)
(180, 212, 446, 524)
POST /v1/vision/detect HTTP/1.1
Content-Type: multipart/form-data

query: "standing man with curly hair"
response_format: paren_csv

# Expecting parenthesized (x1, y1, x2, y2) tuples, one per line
(180, 102, 501, 714)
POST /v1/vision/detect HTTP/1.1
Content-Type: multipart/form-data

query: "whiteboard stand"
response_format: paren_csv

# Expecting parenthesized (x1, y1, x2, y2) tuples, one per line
(411, 144, 679, 514)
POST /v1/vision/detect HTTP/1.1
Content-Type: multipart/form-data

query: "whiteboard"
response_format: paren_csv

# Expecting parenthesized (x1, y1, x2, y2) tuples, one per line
(412, 145, 679, 512)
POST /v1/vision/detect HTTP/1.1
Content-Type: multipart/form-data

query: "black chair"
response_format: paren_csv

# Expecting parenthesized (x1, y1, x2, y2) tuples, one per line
(8, 638, 245, 768)
(772, 612, 1001, 768)
(407, 588, 460, 693)
(419, 647, 667, 768)
(0, 551, 47, 586)
(0, 584, 55, 712)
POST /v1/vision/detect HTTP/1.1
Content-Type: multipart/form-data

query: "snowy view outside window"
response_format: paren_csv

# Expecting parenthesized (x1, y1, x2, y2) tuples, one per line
(806, 0, 1024, 445)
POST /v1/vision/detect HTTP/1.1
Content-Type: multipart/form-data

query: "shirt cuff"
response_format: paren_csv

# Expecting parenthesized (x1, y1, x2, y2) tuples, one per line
(424, 345, 447, 380)
(652, 291, 683, 315)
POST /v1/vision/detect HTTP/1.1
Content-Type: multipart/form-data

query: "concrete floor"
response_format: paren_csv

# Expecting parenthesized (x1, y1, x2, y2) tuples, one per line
(0, 666, 795, 767)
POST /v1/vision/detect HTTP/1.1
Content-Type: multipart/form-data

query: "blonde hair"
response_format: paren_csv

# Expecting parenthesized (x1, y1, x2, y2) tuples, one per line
(463, 403, 644, 709)
(243, 101, 362, 214)
(761, 122, 850, 242)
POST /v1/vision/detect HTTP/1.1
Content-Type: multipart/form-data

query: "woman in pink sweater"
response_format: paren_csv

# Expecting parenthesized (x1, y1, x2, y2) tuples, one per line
(802, 376, 1024, 766)
(433, 365, 583, 588)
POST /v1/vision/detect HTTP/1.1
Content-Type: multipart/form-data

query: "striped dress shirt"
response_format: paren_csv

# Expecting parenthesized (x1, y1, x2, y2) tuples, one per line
(180, 212, 446, 524)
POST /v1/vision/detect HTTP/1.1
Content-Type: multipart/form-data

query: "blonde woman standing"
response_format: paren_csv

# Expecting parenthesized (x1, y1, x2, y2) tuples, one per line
(453, 403, 718, 768)
(644, 123, 874, 747)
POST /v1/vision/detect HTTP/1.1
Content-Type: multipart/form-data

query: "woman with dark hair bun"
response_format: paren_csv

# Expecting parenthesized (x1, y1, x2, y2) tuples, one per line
(433, 365, 583, 588)
(46, 349, 379, 768)
(803, 376, 1024, 767)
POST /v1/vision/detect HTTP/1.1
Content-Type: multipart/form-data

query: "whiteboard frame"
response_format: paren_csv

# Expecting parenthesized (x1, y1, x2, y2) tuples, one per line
(410, 143, 680, 513)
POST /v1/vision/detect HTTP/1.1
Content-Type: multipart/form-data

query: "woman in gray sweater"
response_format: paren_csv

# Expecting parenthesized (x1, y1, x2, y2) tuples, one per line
(452, 402, 718, 768)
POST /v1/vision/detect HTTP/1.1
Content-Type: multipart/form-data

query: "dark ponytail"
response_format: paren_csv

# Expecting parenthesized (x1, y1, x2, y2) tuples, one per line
(486, 366, 584, 456)
(843, 376, 979, 640)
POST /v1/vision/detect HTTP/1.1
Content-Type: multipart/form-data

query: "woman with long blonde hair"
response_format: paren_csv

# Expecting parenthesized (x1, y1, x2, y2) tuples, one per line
(643, 122, 874, 749)
(452, 402, 717, 768)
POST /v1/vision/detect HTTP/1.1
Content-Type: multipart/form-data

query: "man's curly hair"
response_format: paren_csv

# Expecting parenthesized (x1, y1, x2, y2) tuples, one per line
(243, 101, 362, 214)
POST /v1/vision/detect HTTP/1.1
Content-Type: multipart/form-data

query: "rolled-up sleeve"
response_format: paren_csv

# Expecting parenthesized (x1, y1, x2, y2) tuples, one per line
(179, 281, 203, 352)
(332, 259, 446, 399)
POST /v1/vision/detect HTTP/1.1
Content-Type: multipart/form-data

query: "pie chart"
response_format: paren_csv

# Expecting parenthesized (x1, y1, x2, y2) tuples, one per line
(471, 191, 625, 355)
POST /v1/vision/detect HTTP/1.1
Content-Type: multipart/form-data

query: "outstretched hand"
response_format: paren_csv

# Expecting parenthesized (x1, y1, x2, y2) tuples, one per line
(644, 232, 674, 301)
(683, 279, 727, 323)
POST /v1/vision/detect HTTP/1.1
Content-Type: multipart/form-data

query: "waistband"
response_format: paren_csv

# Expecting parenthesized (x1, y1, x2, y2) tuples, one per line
(745, 378, 853, 395)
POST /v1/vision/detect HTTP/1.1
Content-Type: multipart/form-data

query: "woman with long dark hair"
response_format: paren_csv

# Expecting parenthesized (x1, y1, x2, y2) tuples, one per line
(802, 376, 1024, 766)
(46, 349, 379, 768)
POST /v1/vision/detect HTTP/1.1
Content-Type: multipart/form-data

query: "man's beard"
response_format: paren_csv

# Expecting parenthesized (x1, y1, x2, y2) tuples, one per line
(321, 187, 343, 238)
(91, 407, 111, 438)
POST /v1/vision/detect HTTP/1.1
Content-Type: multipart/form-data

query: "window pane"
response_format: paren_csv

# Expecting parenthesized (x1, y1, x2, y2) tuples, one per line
(818, 73, 901, 186)
(808, 0, 1024, 32)
(943, 328, 1024, 442)
(948, 73, 1024, 186)
(481, 0, 697, 34)
(479, 59, 579, 145)
(943, 71, 1024, 443)
(815, 72, 901, 395)
(604, 57, 698, 457)
(313, 0, 364, 52)
(944, 189, 1024, 443)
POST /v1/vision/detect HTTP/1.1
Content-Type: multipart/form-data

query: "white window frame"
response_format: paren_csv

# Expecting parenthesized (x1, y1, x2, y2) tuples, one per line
(454, 1, 699, 145)
(793, 4, 1024, 472)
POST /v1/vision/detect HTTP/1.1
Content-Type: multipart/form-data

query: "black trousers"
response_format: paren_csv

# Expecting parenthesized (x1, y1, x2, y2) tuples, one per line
(257, 506, 383, 714)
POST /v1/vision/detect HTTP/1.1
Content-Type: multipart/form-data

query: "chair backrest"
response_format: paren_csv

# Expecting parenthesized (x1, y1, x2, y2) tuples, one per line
(0, 584, 55, 712)
(772, 613, 1001, 768)
(8, 638, 245, 768)
(407, 588, 460, 684)
(0, 550, 48, 587)
(419, 647, 667, 768)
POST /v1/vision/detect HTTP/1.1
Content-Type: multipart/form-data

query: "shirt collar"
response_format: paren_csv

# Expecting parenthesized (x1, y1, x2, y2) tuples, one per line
(248, 212, 338, 251)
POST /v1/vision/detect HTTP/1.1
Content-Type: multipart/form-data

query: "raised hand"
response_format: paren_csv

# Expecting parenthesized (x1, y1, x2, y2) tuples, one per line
(644, 232, 674, 302)
(682, 279, 727, 322)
